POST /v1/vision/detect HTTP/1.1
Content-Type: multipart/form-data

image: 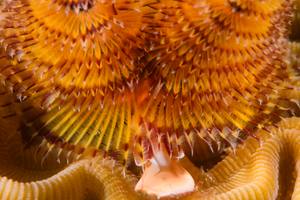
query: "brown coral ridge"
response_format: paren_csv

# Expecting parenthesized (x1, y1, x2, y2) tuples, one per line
(178, 117, 300, 200)
(2, 116, 300, 199)
(0, 118, 141, 200)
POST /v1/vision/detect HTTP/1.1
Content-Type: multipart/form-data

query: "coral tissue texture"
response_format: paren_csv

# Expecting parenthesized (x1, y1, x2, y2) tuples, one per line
(0, 0, 300, 199)
(2, 116, 300, 199)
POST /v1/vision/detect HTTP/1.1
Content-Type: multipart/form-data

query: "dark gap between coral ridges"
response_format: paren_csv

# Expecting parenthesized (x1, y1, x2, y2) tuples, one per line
(277, 155, 296, 199)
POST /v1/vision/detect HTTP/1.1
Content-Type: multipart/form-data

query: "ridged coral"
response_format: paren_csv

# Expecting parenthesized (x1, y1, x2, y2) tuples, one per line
(0, 122, 140, 200)
(2, 116, 300, 199)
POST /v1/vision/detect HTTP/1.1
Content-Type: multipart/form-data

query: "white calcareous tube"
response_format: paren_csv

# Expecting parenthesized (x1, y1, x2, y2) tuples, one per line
(135, 142, 195, 198)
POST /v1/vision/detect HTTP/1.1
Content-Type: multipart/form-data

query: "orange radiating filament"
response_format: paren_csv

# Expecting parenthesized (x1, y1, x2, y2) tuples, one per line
(0, 1, 298, 198)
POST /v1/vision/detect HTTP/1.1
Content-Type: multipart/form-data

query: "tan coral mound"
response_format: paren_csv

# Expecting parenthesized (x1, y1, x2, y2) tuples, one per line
(2, 116, 300, 199)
